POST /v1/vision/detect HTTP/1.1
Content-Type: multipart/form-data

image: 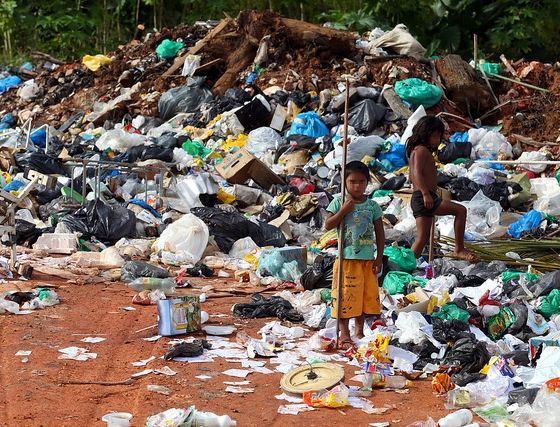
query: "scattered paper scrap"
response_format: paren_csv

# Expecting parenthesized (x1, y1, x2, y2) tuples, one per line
(143, 335, 162, 342)
(225, 386, 254, 394)
(131, 369, 153, 378)
(275, 393, 304, 404)
(224, 381, 251, 386)
(58, 347, 97, 361)
(15, 350, 32, 357)
(195, 375, 212, 380)
(277, 404, 315, 415)
(147, 384, 171, 395)
(154, 366, 177, 376)
(222, 369, 252, 378)
(132, 356, 156, 367)
(80, 337, 106, 344)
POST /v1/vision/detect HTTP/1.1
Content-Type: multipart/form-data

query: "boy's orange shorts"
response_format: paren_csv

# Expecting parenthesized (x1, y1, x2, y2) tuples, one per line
(331, 259, 381, 319)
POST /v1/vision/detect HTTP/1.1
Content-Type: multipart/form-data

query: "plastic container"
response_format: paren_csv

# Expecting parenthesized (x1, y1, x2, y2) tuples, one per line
(192, 410, 237, 427)
(101, 412, 133, 427)
(128, 277, 176, 293)
(437, 409, 473, 427)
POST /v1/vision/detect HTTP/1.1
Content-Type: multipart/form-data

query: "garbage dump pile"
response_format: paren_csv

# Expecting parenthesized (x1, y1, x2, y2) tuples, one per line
(2, 9, 560, 426)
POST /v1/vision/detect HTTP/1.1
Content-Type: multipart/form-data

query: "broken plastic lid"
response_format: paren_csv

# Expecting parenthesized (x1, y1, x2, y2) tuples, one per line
(280, 362, 345, 394)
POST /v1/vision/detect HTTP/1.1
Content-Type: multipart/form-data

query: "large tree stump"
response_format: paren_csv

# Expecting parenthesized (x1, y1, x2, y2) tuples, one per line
(435, 54, 494, 117)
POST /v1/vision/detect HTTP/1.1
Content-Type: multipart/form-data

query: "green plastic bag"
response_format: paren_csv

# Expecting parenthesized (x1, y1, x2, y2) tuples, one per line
(394, 78, 443, 108)
(501, 271, 540, 284)
(382, 271, 426, 295)
(556, 169, 560, 185)
(431, 303, 470, 323)
(372, 189, 393, 198)
(156, 39, 185, 59)
(487, 306, 516, 340)
(384, 246, 417, 273)
(538, 289, 560, 319)
(182, 140, 212, 158)
(477, 62, 502, 75)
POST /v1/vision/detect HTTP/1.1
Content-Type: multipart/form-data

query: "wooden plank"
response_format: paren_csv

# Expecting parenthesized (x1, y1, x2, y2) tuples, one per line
(382, 86, 411, 119)
(500, 54, 519, 77)
(161, 18, 232, 78)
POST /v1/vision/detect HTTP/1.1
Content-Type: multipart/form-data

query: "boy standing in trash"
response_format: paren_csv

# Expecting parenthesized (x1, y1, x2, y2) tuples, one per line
(407, 116, 475, 261)
(325, 161, 385, 349)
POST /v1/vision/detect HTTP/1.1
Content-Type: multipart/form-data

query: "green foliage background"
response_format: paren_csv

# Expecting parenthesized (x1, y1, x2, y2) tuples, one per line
(1, 0, 559, 64)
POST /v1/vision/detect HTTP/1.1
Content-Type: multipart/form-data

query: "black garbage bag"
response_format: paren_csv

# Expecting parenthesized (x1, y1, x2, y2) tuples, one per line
(321, 113, 341, 128)
(156, 133, 180, 149)
(452, 372, 486, 387)
(121, 260, 170, 282)
(446, 177, 481, 202)
(140, 147, 174, 162)
(288, 90, 310, 108)
(438, 142, 472, 163)
(482, 181, 512, 209)
(348, 99, 387, 134)
(15, 219, 43, 245)
(456, 275, 485, 288)
(444, 335, 490, 381)
(33, 183, 62, 205)
(432, 318, 470, 343)
(158, 77, 213, 121)
(15, 151, 67, 176)
(301, 254, 336, 290)
(191, 207, 285, 253)
(522, 270, 560, 299)
(506, 303, 528, 335)
(508, 388, 539, 406)
(381, 175, 407, 191)
(233, 293, 303, 322)
(164, 339, 211, 360)
(234, 95, 271, 132)
(225, 88, 252, 104)
(60, 200, 136, 243)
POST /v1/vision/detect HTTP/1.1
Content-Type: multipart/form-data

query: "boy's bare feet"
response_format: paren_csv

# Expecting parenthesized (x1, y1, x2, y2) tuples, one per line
(453, 249, 479, 262)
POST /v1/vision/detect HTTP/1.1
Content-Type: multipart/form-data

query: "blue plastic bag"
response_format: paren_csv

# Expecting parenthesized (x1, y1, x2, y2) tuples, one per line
(450, 131, 469, 143)
(508, 210, 544, 238)
(0, 75, 22, 94)
(287, 112, 329, 138)
(377, 143, 406, 171)
(30, 127, 47, 148)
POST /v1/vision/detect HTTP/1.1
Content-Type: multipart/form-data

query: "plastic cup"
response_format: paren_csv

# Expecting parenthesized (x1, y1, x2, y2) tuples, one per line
(101, 412, 133, 427)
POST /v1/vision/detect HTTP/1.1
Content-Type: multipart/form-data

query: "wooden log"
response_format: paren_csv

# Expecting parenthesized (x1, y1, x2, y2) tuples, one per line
(382, 86, 412, 119)
(160, 18, 233, 78)
(435, 54, 494, 116)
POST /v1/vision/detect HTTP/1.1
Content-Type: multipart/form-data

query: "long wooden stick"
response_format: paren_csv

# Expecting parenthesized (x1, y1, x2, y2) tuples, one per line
(335, 79, 350, 348)
(428, 218, 435, 263)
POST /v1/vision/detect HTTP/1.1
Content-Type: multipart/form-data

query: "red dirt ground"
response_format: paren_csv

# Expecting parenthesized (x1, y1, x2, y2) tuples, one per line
(0, 277, 456, 427)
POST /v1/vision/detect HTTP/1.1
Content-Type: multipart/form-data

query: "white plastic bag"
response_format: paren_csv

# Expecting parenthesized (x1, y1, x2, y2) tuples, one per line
(400, 105, 426, 146)
(468, 128, 512, 159)
(467, 165, 495, 185)
(229, 237, 259, 259)
(368, 24, 426, 59)
(394, 311, 429, 344)
(518, 151, 549, 173)
(174, 173, 218, 211)
(95, 129, 146, 153)
(463, 190, 502, 237)
(153, 214, 209, 264)
(246, 127, 283, 154)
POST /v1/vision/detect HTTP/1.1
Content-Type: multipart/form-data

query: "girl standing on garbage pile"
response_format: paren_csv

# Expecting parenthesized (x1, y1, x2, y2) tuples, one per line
(325, 161, 385, 350)
(407, 115, 476, 261)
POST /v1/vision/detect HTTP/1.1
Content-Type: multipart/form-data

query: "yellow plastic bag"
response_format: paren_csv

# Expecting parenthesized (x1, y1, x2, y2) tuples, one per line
(221, 134, 248, 152)
(82, 54, 112, 72)
(217, 188, 236, 204)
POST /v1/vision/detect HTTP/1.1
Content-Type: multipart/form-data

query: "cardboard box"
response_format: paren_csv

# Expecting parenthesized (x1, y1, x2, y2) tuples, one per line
(396, 288, 430, 314)
(216, 149, 284, 190)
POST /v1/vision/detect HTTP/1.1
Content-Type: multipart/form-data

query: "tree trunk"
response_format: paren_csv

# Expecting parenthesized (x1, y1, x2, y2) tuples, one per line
(435, 54, 494, 117)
